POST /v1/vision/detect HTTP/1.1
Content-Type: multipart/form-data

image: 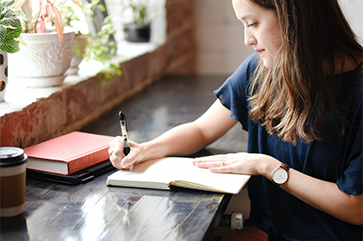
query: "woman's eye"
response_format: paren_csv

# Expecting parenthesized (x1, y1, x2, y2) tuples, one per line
(247, 22, 257, 27)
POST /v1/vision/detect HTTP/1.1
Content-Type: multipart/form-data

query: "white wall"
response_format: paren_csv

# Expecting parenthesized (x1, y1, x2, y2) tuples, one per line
(195, 0, 363, 75)
(195, 0, 252, 75)
(338, 0, 363, 45)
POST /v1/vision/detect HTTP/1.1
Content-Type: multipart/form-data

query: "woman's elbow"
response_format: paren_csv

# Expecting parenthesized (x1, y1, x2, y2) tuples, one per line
(347, 216, 363, 226)
(344, 194, 363, 225)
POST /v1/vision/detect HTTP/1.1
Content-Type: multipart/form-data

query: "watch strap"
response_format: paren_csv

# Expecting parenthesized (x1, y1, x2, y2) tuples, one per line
(280, 163, 290, 172)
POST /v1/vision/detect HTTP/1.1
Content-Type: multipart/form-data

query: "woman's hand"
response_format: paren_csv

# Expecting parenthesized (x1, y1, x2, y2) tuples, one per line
(108, 136, 146, 170)
(192, 152, 280, 176)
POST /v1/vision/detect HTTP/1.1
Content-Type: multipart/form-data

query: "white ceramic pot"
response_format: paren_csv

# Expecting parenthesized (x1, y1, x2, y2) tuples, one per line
(9, 29, 75, 87)
(0, 51, 8, 102)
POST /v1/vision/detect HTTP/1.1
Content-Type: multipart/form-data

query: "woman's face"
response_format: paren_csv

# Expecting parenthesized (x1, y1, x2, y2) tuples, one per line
(232, 0, 282, 68)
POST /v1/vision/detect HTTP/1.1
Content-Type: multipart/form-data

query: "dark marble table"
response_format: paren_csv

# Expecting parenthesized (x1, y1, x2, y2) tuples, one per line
(0, 75, 248, 241)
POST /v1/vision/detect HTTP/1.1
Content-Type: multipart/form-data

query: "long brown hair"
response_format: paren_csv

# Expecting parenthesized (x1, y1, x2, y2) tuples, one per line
(248, 0, 362, 144)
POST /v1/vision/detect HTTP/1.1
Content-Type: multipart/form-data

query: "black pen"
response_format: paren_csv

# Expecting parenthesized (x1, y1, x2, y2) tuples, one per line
(119, 111, 133, 171)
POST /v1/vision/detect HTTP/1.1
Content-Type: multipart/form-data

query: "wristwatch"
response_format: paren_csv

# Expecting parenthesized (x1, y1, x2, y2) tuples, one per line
(271, 163, 290, 186)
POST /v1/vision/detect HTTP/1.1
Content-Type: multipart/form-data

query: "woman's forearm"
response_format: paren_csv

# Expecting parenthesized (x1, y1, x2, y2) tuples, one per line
(140, 122, 213, 160)
(259, 155, 363, 225)
(283, 168, 363, 225)
(117, 100, 237, 169)
(139, 100, 238, 161)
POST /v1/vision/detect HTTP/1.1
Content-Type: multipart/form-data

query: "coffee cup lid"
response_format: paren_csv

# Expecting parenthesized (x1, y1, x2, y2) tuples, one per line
(0, 147, 27, 167)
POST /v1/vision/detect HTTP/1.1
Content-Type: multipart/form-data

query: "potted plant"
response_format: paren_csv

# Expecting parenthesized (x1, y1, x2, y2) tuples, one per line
(0, 0, 22, 102)
(58, 0, 121, 80)
(83, 15, 121, 81)
(57, 0, 90, 75)
(7, 0, 75, 87)
(123, 0, 151, 43)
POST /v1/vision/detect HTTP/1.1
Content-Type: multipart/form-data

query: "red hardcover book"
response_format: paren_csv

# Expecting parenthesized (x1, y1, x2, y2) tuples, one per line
(24, 131, 114, 175)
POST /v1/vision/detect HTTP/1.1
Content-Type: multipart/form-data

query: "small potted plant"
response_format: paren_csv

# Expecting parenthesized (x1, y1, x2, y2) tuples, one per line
(0, 0, 22, 102)
(58, 0, 121, 80)
(83, 15, 121, 81)
(123, 0, 151, 43)
(7, 0, 75, 87)
(57, 0, 92, 75)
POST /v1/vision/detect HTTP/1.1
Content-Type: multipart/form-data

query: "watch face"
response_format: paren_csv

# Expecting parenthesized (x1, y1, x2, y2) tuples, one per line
(272, 167, 288, 184)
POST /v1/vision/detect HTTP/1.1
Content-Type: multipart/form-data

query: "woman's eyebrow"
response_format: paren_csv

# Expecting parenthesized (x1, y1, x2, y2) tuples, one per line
(241, 14, 254, 20)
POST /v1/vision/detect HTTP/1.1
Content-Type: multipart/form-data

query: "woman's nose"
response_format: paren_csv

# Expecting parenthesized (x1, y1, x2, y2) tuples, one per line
(244, 32, 257, 46)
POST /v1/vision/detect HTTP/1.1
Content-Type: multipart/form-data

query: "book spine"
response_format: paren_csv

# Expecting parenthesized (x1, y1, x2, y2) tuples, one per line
(67, 148, 109, 174)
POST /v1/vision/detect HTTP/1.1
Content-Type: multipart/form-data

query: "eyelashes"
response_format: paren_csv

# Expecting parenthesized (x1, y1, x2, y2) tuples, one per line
(247, 22, 257, 27)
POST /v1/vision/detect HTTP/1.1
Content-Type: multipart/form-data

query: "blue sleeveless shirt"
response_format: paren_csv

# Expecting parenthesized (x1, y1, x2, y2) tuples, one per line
(214, 52, 362, 240)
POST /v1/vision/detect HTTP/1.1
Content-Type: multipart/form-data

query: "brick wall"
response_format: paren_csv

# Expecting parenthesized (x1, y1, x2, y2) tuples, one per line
(0, 0, 195, 148)
(165, 0, 195, 74)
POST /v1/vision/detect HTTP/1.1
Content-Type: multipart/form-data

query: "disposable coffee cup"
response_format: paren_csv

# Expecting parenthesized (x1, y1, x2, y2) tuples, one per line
(0, 147, 27, 217)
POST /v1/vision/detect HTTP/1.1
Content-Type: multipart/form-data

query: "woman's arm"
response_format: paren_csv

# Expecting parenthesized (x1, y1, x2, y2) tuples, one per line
(282, 165, 363, 225)
(109, 100, 238, 169)
(194, 153, 363, 225)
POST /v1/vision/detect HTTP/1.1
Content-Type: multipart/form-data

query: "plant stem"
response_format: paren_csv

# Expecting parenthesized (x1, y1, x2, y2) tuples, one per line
(30, 10, 41, 33)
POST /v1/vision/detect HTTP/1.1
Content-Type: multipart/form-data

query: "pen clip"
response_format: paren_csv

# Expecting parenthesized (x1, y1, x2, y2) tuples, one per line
(119, 111, 128, 131)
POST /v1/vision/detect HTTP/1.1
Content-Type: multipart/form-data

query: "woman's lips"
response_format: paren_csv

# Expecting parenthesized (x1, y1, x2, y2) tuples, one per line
(255, 49, 265, 55)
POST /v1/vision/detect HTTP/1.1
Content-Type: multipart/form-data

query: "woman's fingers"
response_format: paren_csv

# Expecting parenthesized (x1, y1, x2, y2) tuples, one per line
(194, 160, 226, 168)
(109, 137, 144, 170)
(108, 136, 127, 169)
(120, 150, 135, 169)
(193, 154, 241, 174)
(193, 155, 230, 169)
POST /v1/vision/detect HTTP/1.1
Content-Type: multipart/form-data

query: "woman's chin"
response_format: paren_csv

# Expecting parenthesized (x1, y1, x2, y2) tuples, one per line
(260, 55, 276, 69)
(262, 59, 272, 69)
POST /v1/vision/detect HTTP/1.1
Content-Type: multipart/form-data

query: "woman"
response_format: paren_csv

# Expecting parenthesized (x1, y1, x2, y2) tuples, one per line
(109, 0, 362, 240)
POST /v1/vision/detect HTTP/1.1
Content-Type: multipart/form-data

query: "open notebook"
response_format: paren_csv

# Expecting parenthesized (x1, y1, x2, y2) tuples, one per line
(106, 157, 250, 194)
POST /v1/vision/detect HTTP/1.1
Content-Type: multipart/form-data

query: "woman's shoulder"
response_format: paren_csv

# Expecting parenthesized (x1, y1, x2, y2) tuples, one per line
(214, 53, 259, 103)
(235, 52, 259, 76)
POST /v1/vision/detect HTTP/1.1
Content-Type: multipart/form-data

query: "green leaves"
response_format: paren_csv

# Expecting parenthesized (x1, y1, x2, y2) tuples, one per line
(83, 15, 120, 81)
(0, 0, 22, 53)
(124, 0, 149, 24)
(1, 0, 15, 10)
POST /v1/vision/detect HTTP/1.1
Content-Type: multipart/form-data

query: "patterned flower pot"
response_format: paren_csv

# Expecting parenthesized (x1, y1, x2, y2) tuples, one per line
(8, 29, 75, 87)
(0, 51, 8, 102)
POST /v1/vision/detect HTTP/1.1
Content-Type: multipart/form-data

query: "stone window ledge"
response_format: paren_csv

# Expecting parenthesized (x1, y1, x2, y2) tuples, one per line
(0, 41, 170, 147)
(1, 41, 160, 116)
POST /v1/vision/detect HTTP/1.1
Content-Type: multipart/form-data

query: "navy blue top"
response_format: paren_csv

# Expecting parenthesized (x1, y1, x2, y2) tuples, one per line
(214, 52, 362, 240)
